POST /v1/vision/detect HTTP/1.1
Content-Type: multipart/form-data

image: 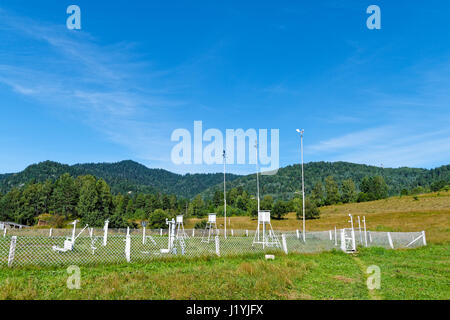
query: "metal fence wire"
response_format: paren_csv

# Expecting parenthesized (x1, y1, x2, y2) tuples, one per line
(0, 228, 426, 268)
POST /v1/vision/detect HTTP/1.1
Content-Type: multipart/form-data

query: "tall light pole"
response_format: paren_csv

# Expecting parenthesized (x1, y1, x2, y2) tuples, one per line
(296, 129, 306, 242)
(223, 149, 227, 239)
(255, 139, 260, 213)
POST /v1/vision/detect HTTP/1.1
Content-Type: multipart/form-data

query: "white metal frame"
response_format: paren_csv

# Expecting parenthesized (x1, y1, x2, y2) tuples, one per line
(202, 214, 218, 243)
(252, 211, 281, 249)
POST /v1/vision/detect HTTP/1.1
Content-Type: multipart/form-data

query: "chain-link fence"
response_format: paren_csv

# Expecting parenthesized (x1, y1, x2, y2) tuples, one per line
(0, 227, 426, 268)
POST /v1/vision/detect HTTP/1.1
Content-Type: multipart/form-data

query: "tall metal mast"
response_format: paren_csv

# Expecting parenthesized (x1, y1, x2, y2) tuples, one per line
(255, 139, 260, 213)
(223, 149, 227, 239)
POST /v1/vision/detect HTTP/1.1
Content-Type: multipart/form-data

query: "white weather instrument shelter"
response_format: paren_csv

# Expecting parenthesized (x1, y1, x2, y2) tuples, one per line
(252, 211, 281, 249)
(176, 215, 188, 239)
(202, 213, 218, 243)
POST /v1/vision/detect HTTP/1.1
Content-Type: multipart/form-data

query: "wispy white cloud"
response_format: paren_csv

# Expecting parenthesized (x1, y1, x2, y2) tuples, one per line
(309, 126, 394, 153)
(0, 9, 185, 163)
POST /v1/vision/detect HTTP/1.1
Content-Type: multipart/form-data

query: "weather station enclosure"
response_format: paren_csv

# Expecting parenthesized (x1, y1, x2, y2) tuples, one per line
(258, 211, 271, 223)
(208, 214, 216, 223)
(253, 211, 281, 249)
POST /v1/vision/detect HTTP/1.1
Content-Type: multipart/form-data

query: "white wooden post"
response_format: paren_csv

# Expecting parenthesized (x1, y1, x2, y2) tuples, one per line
(125, 227, 131, 263)
(363, 216, 367, 247)
(296, 229, 300, 239)
(192, 229, 195, 237)
(369, 231, 372, 243)
(334, 226, 337, 246)
(231, 229, 234, 237)
(8, 236, 17, 268)
(329, 230, 332, 241)
(246, 229, 248, 237)
(89, 227, 94, 238)
(142, 227, 146, 245)
(358, 216, 362, 245)
(160, 228, 163, 236)
(49, 228, 53, 238)
(103, 220, 109, 246)
(340, 229, 346, 252)
(215, 236, 220, 256)
(3, 228, 7, 237)
(387, 232, 394, 249)
(422, 231, 427, 246)
(281, 234, 288, 254)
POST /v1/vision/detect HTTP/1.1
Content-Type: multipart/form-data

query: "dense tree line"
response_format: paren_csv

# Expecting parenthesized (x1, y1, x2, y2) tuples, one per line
(201, 162, 450, 200)
(1, 161, 448, 202)
(0, 163, 448, 228)
(0, 160, 240, 198)
(0, 173, 191, 228)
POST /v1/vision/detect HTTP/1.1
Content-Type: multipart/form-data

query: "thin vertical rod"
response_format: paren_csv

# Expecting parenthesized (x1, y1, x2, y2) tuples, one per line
(301, 130, 305, 242)
(255, 140, 260, 213)
(223, 150, 227, 239)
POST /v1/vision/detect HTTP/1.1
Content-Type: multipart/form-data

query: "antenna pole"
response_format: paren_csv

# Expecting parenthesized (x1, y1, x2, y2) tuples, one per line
(301, 130, 305, 242)
(223, 150, 227, 239)
(255, 140, 260, 213)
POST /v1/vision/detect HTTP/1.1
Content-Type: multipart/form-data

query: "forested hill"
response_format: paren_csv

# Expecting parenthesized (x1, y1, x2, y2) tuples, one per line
(0, 160, 240, 198)
(0, 160, 448, 200)
(201, 161, 450, 200)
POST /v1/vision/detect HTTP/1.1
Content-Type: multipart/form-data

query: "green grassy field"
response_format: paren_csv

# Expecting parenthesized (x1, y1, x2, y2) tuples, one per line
(0, 191, 448, 300)
(0, 244, 448, 300)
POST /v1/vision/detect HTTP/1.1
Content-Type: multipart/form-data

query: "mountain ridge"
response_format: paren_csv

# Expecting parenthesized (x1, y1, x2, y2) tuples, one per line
(0, 160, 448, 199)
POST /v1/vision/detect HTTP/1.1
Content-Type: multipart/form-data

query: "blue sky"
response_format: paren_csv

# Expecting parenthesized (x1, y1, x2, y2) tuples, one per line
(0, 0, 449, 174)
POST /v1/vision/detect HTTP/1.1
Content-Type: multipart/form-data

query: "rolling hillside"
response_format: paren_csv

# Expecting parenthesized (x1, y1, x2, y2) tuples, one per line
(201, 162, 450, 200)
(0, 160, 240, 199)
(0, 160, 448, 200)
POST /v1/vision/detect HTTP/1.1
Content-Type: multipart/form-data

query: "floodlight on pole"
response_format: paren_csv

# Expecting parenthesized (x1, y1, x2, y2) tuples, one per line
(296, 129, 306, 242)
(223, 149, 227, 239)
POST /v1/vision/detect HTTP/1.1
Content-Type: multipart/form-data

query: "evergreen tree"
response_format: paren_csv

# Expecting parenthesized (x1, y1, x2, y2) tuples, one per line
(310, 181, 324, 206)
(271, 200, 289, 219)
(51, 173, 78, 219)
(261, 195, 274, 211)
(325, 176, 340, 205)
(341, 178, 357, 203)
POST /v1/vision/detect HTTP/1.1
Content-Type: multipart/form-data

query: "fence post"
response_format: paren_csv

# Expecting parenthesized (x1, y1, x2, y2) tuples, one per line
(8, 236, 17, 268)
(358, 216, 363, 245)
(160, 228, 163, 236)
(422, 231, 427, 246)
(281, 234, 288, 254)
(231, 229, 234, 237)
(340, 229, 346, 252)
(192, 229, 195, 237)
(215, 236, 220, 257)
(334, 227, 337, 246)
(329, 230, 332, 241)
(363, 216, 367, 247)
(142, 227, 146, 245)
(296, 229, 300, 239)
(125, 228, 131, 263)
(103, 220, 109, 246)
(3, 228, 6, 238)
(387, 232, 394, 249)
(246, 229, 248, 237)
(49, 228, 53, 238)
